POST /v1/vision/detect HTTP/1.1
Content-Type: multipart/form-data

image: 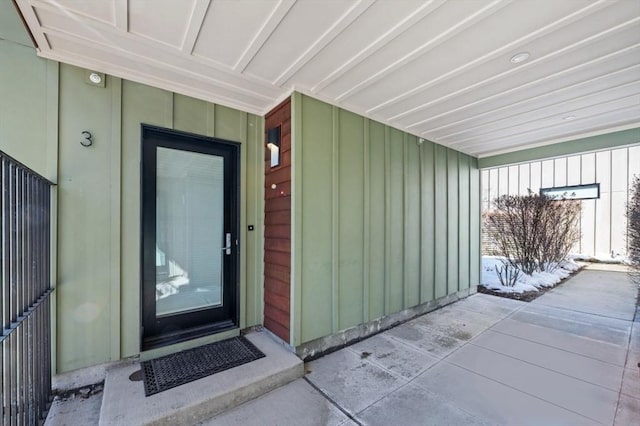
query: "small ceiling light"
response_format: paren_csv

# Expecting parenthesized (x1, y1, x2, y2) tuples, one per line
(563, 115, 577, 121)
(510, 52, 530, 64)
(89, 72, 102, 84)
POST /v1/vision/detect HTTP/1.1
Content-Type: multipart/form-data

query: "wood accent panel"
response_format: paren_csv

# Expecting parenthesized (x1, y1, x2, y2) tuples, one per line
(263, 97, 291, 342)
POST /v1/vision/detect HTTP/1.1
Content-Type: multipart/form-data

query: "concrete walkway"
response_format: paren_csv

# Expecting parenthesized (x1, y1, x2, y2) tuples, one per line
(204, 268, 639, 426)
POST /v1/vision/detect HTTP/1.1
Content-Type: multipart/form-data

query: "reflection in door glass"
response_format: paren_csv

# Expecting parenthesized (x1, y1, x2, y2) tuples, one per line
(155, 147, 224, 316)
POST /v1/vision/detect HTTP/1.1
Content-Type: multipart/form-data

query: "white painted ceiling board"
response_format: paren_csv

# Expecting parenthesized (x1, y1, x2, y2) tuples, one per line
(434, 80, 640, 142)
(192, 0, 278, 67)
(243, 0, 356, 82)
(389, 20, 640, 127)
(451, 94, 640, 149)
(372, 1, 631, 119)
(15, 0, 640, 157)
(473, 109, 640, 156)
(320, 0, 497, 100)
(403, 47, 640, 133)
(308, 0, 447, 93)
(345, 0, 592, 109)
(48, 0, 116, 26)
(291, 0, 431, 90)
(427, 65, 640, 139)
(128, 0, 197, 48)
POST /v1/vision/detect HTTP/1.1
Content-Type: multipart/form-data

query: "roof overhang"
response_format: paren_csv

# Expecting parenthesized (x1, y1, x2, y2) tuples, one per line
(15, 0, 640, 157)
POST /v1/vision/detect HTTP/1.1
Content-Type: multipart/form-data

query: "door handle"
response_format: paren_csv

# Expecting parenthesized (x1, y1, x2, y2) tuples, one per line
(222, 232, 232, 255)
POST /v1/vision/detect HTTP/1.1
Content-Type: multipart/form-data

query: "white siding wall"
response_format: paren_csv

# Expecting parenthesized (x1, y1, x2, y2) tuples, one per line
(481, 145, 640, 258)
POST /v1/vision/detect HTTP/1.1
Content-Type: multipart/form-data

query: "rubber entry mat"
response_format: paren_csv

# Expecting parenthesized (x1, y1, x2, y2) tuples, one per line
(142, 336, 265, 396)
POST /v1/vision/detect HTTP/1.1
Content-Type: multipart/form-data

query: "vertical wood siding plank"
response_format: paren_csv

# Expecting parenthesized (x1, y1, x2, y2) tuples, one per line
(384, 126, 391, 315)
(331, 106, 340, 333)
(447, 149, 459, 295)
(458, 155, 470, 291)
(109, 76, 122, 361)
(420, 141, 435, 303)
(362, 118, 370, 322)
(434, 145, 448, 299)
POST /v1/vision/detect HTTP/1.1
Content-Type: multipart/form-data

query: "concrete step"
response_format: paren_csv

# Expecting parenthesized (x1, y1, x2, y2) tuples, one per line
(99, 331, 303, 426)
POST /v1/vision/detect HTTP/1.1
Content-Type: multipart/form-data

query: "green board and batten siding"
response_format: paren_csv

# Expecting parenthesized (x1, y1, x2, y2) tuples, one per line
(291, 93, 480, 347)
(57, 65, 265, 371)
(3, 11, 480, 371)
(2, 40, 266, 372)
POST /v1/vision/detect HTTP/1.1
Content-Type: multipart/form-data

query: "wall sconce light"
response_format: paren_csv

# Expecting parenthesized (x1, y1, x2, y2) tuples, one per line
(267, 126, 281, 168)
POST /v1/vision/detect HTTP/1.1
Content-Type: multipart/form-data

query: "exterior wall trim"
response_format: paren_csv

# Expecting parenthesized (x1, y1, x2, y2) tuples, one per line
(479, 128, 640, 168)
(291, 92, 303, 347)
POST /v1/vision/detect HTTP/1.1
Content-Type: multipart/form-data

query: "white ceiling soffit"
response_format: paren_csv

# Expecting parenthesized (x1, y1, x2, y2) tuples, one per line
(16, 0, 640, 157)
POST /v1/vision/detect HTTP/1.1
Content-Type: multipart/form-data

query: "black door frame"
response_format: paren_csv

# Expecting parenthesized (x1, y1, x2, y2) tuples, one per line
(140, 124, 240, 351)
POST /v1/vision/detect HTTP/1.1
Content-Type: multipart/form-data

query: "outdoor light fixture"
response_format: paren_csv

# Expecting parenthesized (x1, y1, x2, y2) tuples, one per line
(510, 52, 530, 64)
(89, 72, 102, 84)
(84, 70, 105, 87)
(267, 126, 281, 168)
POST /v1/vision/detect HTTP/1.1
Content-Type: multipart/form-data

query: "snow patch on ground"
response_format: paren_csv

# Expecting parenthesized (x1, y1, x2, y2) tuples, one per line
(481, 256, 581, 294)
(571, 253, 629, 264)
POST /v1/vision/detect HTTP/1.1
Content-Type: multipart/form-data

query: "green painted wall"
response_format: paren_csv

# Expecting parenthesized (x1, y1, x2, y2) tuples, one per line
(478, 128, 640, 168)
(0, 0, 33, 48)
(0, 0, 52, 177)
(0, 39, 58, 180)
(291, 93, 480, 346)
(1, 14, 60, 370)
(54, 65, 264, 372)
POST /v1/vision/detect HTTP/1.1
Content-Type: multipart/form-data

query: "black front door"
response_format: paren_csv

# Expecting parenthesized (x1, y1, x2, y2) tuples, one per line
(141, 125, 239, 350)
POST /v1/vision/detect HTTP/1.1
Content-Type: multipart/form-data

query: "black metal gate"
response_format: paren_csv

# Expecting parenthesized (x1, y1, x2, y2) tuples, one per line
(1, 151, 53, 424)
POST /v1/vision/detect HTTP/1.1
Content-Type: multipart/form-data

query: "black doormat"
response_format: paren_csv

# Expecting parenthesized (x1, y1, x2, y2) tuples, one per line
(141, 336, 265, 396)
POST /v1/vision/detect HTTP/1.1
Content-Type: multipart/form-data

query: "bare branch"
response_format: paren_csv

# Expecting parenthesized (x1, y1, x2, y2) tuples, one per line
(484, 194, 581, 275)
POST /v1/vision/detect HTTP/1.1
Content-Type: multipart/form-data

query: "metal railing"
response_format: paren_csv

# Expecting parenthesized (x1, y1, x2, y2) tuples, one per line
(1, 151, 53, 425)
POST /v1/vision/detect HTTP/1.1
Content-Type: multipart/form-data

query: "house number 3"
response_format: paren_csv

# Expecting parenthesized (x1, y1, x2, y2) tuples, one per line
(80, 131, 93, 147)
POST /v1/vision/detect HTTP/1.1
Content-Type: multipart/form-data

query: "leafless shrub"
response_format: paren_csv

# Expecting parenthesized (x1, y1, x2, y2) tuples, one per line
(537, 197, 581, 272)
(484, 194, 581, 275)
(495, 261, 521, 287)
(628, 176, 640, 283)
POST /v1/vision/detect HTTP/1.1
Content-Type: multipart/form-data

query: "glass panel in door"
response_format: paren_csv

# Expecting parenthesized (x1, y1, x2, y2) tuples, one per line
(141, 125, 239, 350)
(155, 147, 224, 316)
